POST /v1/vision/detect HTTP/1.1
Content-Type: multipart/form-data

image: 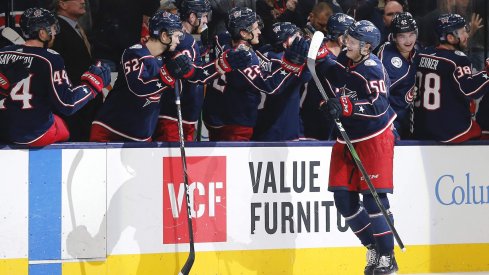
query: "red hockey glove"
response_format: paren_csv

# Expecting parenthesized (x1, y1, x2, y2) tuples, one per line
(319, 96, 352, 120)
(215, 49, 252, 74)
(160, 54, 195, 87)
(316, 43, 330, 60)
(81, 62, 111, 96)
(282, 37, 309, 74)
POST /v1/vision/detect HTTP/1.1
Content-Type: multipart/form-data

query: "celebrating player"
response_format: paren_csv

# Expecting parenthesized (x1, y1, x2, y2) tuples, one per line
(301, 13, 355, 140)
(203, 7, 308, 141)
(377, 12, 418, 139)
(252, 22, 311, 141)
(90, 11, 193, 142)
(0, 7, 111, 147)
(154, 0, 212, 141)
(318, 20, 399, 275)
(413, 14, 489, 143)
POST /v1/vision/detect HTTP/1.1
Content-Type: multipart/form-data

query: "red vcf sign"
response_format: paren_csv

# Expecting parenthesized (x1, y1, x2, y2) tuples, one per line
(163, 156, 226, 244)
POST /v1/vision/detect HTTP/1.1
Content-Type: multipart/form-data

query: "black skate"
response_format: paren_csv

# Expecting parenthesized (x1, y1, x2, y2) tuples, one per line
(364, 245, 378, 275)
(373, 253, 398, 275)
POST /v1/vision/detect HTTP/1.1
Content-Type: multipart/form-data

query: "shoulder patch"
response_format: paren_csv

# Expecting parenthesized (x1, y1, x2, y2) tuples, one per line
(130, 44, 143, 49)
(391, 57, 402, 68)
(454, 50, 466, 57)
(47, 48, 60, 55)
(364, 59, 377, 66)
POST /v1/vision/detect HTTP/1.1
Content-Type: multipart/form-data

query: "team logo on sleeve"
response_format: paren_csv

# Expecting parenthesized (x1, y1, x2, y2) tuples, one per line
(364, 59, 376, 66)
(163, 156, 227, 244)
(391, 57, 402, 68)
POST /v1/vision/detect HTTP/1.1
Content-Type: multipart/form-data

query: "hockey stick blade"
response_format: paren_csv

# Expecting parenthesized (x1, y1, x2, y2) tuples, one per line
(2, 27, 25, 45)
(306, 31, 406, 252)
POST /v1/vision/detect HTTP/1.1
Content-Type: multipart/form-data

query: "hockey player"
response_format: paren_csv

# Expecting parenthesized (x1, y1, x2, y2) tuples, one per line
(154, 0, 212, 141)
(0, 7, 111, 146)
(377, 12, 417, 139)
(90, 11, 193, 142)
(413, 14, 489, 143)
(318, 21, 398, 275)
(91, 10, 249, 142)
(301, 13, 355, 140)
(203, 7, 309, 141)
(252, 22, 311, 141)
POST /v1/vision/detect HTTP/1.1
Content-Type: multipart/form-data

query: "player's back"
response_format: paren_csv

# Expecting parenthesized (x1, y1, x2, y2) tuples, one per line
(0, 45, 92, 143)
(414, 47, 479, 142)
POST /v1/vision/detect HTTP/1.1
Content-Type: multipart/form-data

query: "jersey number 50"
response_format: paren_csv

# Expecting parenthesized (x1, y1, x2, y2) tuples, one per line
(416, 71, 441, 110)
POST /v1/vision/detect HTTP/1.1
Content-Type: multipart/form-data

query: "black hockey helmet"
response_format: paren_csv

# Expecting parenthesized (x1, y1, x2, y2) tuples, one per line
(326, 13, 355, 41)
(180, 0, 212, 20)
(435, 13, 467, 43)
(148, 10, 183, 39)
(270, 22, 301, 51)
(227, 7, 257, 40)
(391, 12, 418, 36)
(20, 7, 59, 40)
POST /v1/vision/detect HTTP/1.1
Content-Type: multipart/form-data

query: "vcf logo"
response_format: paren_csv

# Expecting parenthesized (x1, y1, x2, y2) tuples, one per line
(163, 156, 226, 244)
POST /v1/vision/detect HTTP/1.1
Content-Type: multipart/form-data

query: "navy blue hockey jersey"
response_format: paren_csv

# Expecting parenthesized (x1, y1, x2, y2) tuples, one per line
(0, 45, 96, 143)
(300, 46, 338, 140)
(253, 45, 311, 141)
(413, 47, 489, 142)
(377, 42, 416, 138)
(203, 33, 298, 129)
(159, 33, 204, 125)
(93, 44, 171, 141)
(317, 50, 396, 142)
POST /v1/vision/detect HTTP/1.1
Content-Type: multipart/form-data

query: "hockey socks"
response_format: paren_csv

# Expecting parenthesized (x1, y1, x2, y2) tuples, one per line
(333, 191, 375, 247)
(363, 194, 394, 255)
(344, 205, 376, 247)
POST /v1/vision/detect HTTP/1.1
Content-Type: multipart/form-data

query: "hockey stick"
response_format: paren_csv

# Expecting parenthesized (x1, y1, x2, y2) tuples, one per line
(174, 80, 196, 275)
(307, 31, 406, 252)
(2, 27, 26, 45)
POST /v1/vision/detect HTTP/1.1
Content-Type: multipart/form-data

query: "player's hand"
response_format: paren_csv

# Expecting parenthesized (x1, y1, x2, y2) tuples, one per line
(160, 54, 195, 87)
(282, 37, 310, 74)
(215, 49, 252, 74)
(0, 61, 29, 91)
(81, 62, 111, 95)
(319, 96, 352, 120)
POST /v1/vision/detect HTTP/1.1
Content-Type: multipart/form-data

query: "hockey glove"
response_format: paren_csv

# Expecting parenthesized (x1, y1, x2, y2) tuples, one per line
(319, 96, 353, 120)
(81, 62, 111, 96)
(160, 54, 195, 87)
(215, 49, 252, 74)
(0, 60, 30, 91)
(282, 37, 309, 74)
(316, 42, 330, 60)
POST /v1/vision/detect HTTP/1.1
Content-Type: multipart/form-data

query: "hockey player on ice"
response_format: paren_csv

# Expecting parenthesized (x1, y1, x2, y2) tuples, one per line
(377, 12, 418, 139)
(413, 13, 489, 143)
(0, 7, 111, 146)
(317, 20, 399, 275)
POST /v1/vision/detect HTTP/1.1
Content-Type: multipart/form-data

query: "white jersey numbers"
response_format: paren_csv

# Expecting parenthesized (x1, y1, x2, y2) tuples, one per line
(417, 71, 441, 110)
